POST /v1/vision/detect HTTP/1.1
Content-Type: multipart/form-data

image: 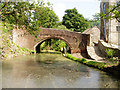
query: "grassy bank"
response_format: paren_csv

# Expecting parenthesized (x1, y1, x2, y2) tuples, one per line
(65, 53, 120, 76)
(40, 50, 62, 54)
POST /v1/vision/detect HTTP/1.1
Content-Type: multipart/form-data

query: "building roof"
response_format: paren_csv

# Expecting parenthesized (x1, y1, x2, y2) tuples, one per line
(82, 26, 100, 34)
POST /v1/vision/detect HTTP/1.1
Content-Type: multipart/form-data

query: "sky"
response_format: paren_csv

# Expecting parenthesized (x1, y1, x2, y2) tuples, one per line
(44, 0, 101, 21)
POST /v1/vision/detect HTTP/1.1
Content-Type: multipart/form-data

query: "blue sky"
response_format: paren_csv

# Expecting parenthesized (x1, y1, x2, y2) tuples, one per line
(44, 0, 100, 21)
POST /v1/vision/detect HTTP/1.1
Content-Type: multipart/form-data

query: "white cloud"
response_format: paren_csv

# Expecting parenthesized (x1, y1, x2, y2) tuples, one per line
(53, 3, 67, 21)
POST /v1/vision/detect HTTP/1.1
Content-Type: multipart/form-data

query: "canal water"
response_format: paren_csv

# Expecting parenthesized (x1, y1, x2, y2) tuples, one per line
(1, 53, 120, 88)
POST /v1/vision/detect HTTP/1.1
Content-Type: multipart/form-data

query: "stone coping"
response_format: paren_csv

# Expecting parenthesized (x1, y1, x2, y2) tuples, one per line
(99, 40, 120, 50)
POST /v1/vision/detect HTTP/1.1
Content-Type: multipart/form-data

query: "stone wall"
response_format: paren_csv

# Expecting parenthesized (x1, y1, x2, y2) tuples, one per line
(13, 28, 35, 50)
(83, 27, 100, 46)
(98, 40, 120, 57)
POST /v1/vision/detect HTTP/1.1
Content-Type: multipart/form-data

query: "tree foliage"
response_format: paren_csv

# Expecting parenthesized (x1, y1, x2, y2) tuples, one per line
(88, 13, 100, 29)
(62, 8, 89, 32)
(40, 39, 68, 51)
(33, 2, 59, 29)
(0, 0, 59, 33)
(1, 1, 34, 27)
(92, 13, 100, 21)
(55, 25, 69, 30)
(88, 20, 100, 29)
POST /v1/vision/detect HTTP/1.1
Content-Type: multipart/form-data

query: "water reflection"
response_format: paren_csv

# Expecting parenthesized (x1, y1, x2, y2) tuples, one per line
(2, 53, 120, 88)
(98, 73, 120, 88)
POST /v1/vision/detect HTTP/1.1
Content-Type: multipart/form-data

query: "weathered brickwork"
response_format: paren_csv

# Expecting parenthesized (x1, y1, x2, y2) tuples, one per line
(12, 28, 90, 53)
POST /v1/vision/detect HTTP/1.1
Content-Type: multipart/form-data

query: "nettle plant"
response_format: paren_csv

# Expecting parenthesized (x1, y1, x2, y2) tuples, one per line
(105, 48, 116, 58)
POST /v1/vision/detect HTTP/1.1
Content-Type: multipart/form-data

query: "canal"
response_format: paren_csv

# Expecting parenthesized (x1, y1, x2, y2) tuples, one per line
(1, 53, 120, 88)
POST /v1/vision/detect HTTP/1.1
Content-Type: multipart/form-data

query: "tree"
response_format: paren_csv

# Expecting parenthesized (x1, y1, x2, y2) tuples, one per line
(0, 0, 59, 33)
(88, 13, 100, 29)
(1, 1, 35, 28)
(92, 13, 100, 21)
(88, 20, 100, 29)
(33, 4, 59, 28)
(62, 8, 89, 32)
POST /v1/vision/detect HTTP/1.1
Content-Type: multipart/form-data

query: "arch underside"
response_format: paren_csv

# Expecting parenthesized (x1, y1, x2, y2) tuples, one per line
(35, 36, 72, 53)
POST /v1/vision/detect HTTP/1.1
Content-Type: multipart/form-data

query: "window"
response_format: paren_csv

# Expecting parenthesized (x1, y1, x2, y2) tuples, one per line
(116, 26, 120, 32)
(103, 3, 106, 14)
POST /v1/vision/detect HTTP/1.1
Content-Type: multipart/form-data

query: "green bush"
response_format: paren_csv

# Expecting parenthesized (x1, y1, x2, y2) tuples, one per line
(105, 49, 116, 58)
(55, 25, 69, 30)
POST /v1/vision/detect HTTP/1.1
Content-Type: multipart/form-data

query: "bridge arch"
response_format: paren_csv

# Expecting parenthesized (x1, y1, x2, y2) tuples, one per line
(34, 36, 72, 53)
(13, 28, 90, 54)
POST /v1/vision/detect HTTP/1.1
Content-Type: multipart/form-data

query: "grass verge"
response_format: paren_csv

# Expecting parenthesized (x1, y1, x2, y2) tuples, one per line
(65, 53, 119, 70)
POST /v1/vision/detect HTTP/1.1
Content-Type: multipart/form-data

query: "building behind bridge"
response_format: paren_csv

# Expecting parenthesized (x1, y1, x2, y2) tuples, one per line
(100, 0, 120, 46)
(98, 0, 120, 57)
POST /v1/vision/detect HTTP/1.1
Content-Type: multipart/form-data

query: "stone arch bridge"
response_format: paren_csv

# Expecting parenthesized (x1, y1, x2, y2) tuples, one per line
(13, 28, 90, 53)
